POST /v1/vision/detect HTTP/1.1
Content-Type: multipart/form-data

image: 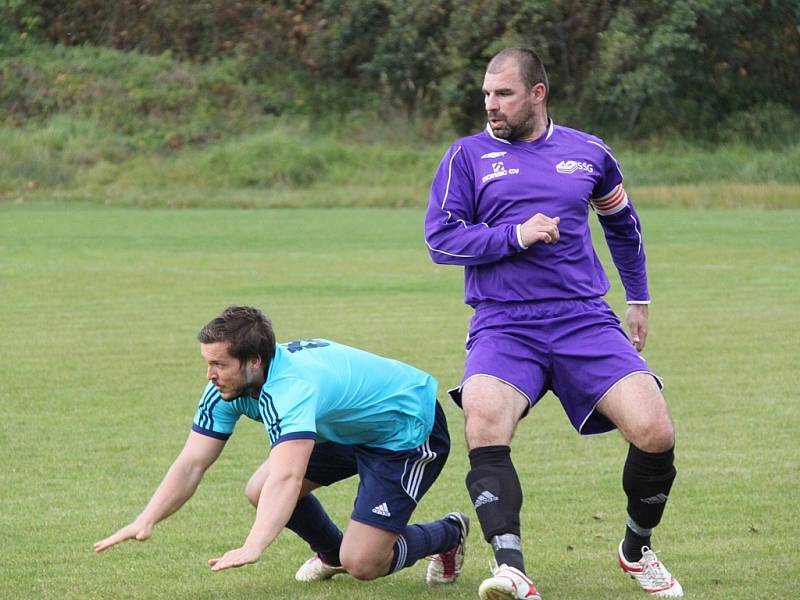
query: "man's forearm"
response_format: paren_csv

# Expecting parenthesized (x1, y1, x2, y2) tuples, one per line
(243, 472, 303, 553)
(139, 459, 205, 526)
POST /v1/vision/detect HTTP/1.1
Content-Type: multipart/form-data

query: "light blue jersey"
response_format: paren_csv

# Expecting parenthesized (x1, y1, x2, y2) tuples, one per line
(192, 339, 439, 451)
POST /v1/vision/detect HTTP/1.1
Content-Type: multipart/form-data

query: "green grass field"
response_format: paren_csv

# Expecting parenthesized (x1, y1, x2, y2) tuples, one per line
(2, 205, 798, 599)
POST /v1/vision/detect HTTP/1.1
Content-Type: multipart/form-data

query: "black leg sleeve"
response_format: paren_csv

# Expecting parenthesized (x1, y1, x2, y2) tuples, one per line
(466, 445, 524, 542)
(623, 444, 677, 530)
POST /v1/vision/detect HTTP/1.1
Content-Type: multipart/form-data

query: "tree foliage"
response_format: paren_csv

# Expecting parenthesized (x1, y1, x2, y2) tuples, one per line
(4, 0, 799, 140)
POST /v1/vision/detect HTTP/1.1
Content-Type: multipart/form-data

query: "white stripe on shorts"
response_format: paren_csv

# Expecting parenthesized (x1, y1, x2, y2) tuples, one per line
(402, 441, 437, 502)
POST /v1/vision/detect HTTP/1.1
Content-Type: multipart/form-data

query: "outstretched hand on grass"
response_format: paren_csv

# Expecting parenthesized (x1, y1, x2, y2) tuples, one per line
(94, 520, 153, 552)
(208, 544, 262, 571)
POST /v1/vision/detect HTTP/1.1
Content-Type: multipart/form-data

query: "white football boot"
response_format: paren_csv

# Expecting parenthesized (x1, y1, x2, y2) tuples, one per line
(618, 541, 684, 597)
(478, 562, 541, 600)
(294, 554, 347, 582)
(426, 511, 470, 584)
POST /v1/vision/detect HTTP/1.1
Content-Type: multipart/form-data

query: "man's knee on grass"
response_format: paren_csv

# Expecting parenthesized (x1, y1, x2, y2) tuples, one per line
(340, 545, 393, 580)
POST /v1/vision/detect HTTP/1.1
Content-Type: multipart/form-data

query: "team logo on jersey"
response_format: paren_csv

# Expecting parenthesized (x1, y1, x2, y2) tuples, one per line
(482, 161, 520, 183)
(556, 160, 594, 174)
(480, 151, 507, 159)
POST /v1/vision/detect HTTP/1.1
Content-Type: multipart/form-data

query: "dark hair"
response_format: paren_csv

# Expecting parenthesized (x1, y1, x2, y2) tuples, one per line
(487, 47, 549, 97)
(197, 305, 276, 367)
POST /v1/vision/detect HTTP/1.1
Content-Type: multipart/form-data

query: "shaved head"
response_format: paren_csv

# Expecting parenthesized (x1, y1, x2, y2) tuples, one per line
(487, 48, 549, 98)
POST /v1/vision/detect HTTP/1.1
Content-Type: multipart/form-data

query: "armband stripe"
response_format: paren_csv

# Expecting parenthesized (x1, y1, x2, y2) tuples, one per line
(591, 184, 628, 215)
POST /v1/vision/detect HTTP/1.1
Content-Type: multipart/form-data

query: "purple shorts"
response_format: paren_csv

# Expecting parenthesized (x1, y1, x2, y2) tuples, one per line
(449, 298, 662, 435)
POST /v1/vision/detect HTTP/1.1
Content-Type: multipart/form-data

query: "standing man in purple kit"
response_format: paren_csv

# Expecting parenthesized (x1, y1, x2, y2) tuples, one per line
(424, 48, 683, 599)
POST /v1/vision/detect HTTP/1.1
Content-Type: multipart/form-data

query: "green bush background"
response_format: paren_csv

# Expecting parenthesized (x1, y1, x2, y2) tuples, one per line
(4, 0, 799, 140)
(2, 1, 799, 207)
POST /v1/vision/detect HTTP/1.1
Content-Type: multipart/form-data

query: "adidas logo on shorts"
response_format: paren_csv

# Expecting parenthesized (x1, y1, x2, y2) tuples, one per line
(372, 502, 392, 517)
(474, 490, 499, 508)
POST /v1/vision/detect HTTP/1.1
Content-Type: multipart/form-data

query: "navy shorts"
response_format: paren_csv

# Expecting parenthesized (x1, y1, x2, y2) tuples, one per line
(449, 298, 663, 435)
(304, 401, 450, 533)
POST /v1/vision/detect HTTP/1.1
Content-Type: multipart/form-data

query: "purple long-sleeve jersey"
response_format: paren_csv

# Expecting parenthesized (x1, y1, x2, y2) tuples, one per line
(424, 120, 650, 307)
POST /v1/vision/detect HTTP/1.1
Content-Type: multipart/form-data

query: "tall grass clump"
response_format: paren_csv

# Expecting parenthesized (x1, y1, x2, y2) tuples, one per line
(0, 114, 136, 191)
(64, 125, 446, 208)
(616, 140, 800, 186)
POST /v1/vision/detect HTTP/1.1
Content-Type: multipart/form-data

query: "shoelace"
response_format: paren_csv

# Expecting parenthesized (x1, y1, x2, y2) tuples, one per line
(640, 548, 672, 588)
(488, 560, 532, 585)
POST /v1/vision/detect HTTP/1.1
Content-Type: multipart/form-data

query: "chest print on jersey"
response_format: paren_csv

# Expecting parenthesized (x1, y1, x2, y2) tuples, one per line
(481, 160, 520, 183)
(555, 159, 594, 174)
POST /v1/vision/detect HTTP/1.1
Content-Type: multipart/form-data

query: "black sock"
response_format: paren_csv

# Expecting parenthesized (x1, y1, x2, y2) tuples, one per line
(622, 444, 676, 529)
(621, 444, 676, 563)
(622, 524, 651, 562)
(494, 542, 525, 573)
(466, 446, 526, 573)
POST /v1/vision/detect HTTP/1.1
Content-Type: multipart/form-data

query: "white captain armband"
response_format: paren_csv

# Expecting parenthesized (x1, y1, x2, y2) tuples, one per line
(591, 183, 629, 215)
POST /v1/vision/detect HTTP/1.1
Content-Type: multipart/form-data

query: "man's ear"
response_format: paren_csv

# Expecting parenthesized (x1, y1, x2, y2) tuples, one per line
(249, 356, 262, 369)
(531, 82, 547, 105)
